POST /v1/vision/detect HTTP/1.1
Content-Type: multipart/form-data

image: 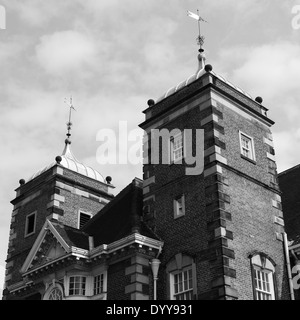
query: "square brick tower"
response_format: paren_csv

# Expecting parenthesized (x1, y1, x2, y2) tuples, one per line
(3, 124, 114, 299)
(140, 50, 290, 300)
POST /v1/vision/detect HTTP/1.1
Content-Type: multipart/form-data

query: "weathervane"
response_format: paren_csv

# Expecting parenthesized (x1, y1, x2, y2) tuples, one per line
(64, 96, 76, 140)
(187, 9, 208, 52)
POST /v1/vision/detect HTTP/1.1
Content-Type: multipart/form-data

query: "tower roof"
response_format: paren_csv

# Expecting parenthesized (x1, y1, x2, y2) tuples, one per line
(27, 141, 105, 183)
(155, 11, 254, 106)
(155, 55, 253, 104)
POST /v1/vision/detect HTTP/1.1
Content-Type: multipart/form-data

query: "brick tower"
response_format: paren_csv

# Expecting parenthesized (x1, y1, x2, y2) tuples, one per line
(3, 107, 114, 299)
(140, 46, 290, 299)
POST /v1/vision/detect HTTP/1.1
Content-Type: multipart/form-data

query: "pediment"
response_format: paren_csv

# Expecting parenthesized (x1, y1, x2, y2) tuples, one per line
(21, 220, 70, 274)
(29, 233, 68, 271)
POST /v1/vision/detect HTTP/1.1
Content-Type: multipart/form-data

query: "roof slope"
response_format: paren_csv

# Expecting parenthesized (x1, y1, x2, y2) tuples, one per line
(53, 223, 90, 250)
(83, 178, 160, 247)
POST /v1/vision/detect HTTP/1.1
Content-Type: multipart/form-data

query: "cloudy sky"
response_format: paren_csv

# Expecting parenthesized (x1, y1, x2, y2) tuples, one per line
(1, 0, 300, 298)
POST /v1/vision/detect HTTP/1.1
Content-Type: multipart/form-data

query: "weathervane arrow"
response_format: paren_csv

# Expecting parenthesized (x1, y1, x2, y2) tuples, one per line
(187, 10, 208, 23)
(187, 9, 208, 51)
(64, 96, 77, 139)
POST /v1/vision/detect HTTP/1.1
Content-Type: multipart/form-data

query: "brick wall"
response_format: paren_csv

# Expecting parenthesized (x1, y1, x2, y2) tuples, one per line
(107, 259, 131, 300)
(6, 170, 55, 288)
(225, 169, 287, 299)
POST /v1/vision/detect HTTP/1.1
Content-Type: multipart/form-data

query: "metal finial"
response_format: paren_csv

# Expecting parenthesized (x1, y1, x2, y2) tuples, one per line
(64, 96, 76, 141)
(187, 9, 208, 52)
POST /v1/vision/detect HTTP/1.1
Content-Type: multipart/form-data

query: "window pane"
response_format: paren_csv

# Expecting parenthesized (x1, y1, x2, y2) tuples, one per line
(184, 279, 188, 291)
(189, 278, 192, 289)
(26, 214, 36, 235)
(179, 282, 183, 293)
(27, 216, 35, 233)
(241, 134, 254, 160)
(254, 268, 273, 300)
(172, 134, 183, 162)
(173, 268, 193, 300)
(69, 276, 86, 296)
(94, 274, 104, 295)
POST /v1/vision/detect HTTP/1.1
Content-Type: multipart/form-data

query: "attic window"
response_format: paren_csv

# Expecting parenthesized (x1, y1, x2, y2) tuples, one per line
(78, 211, 92, 229)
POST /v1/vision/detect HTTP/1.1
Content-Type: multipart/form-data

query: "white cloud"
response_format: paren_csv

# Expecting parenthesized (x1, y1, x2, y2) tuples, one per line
(215, 41, 300, 136)
(35, 30, 99, 76)
(229, 42, 300, 99)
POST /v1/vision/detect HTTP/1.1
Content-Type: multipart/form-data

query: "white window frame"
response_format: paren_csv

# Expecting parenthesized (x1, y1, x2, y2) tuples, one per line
(91, 267, 108, 299)
(25, 211, 37, 237)
(93, 273, 104, 295)
(78, 210, 93, 229)
(170, 267, 194, 300)
(166, 254, 197, 301)
(68, 275, 87, 296)
(170, 265, 195, 300)
(170, 132, 184, 164)
(173, 195, 185, 219)
(253, 267, 275, 300)
(239, 131, 256, 161)
(64, 268, 107, 299)
(251, 254, 276, 300)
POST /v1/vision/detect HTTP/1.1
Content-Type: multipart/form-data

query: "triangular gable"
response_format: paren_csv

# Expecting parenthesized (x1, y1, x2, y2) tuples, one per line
(21, 220, 70, 274)
(47, 242, 66, 260)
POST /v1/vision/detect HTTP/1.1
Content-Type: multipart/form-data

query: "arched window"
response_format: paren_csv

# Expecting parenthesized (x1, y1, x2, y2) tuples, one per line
(48, 287, 63, 300)
(166, 253, 197, 300)
(43, 283, 64, 300)
(250, 253, 276, 300)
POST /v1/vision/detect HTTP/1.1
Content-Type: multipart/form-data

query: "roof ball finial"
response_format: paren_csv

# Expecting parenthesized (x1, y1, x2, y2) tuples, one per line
(205, 64, 213, 72)
(19, 179, 25, 185)
(106, 176, 112, 184)
(147, 99, 155, 107)
(255, 96, 263, 104)
(55, 156, 62, 164)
